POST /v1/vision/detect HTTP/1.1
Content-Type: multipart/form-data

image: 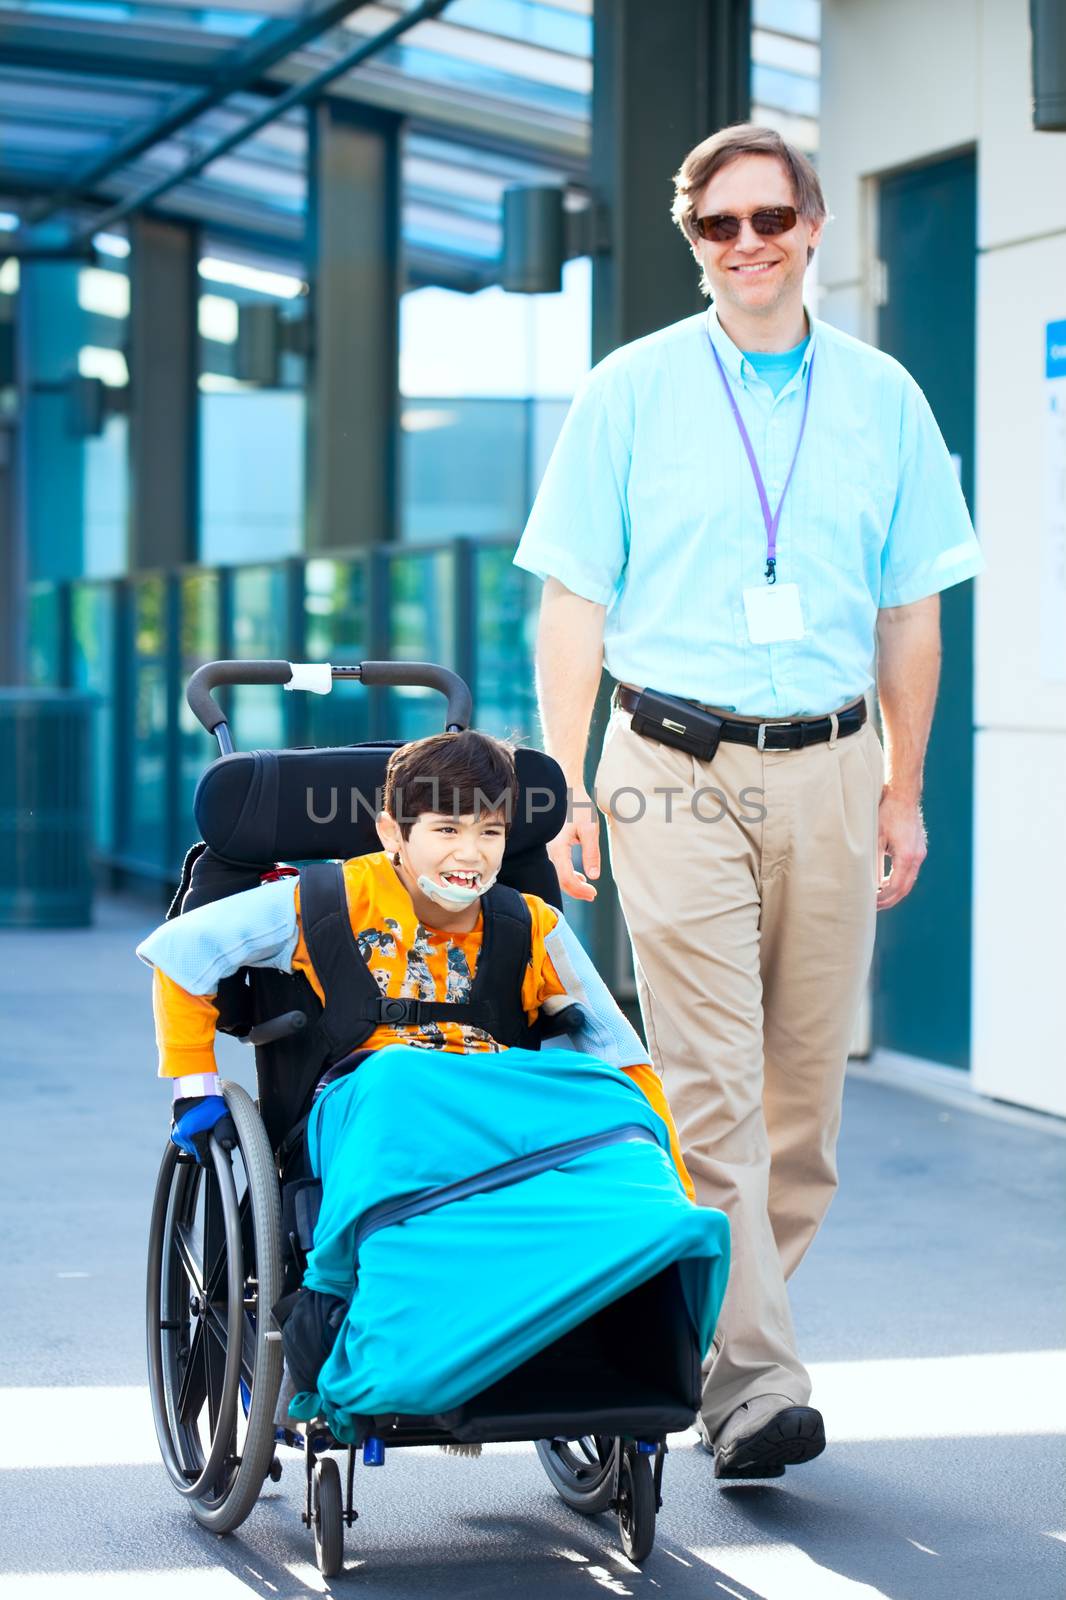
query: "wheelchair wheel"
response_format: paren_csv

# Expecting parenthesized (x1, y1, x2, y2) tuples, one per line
(535, 1435, 615, 1514)
(617, 1444, 656, 1565)
(312, 1457, 344, 1578)
(146, 1081, 284, 1535)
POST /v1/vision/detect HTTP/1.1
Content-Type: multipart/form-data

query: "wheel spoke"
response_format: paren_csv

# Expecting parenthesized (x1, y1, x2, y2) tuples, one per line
(173, 1221, 204, 1296)
(176, 1320, 208, 1427)
(204, 1298, 230, 1353)
(203, 1164, 227, 1304)
(205, 1298, 226, 1438)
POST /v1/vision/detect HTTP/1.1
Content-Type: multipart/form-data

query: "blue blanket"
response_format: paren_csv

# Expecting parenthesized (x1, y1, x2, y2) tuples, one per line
(289, 1044, 730, 1438)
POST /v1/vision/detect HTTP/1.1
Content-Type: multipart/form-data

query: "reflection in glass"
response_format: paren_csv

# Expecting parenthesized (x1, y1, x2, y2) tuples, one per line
(231, 565, 290, 750)
(388, 550, 456, 741)
(129, 575, 167, 869)
(71, 581, 116, 855)
(200, 391, 305, 565)
(178, 573, 221, 839)
(27, 583, 60, 687)
(304, 559, 370, 746)
(474, 544, 538, 742)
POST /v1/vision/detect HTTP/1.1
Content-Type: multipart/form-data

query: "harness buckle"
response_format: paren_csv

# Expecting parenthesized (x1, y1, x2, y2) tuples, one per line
(756, 720, 791, 752)
(379, 997, 420, 1025)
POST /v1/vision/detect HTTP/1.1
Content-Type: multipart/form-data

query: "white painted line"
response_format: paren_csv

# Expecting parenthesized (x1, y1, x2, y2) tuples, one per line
(4, 1349, 1063, 1475)
(5, 1573, 262, 1598)
(674, 1350, 1066, 1448)
(692, 1543, 891, 1599)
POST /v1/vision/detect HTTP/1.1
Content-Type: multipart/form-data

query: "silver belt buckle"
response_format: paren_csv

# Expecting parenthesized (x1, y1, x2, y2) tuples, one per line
(756, 720, 791, 752)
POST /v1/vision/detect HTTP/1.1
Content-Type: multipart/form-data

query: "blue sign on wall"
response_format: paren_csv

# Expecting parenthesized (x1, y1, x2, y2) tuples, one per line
(1047, 320, 1066, 379)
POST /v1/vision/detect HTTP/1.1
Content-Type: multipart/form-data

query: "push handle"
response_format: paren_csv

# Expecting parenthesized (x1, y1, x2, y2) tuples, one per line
(186, 658, 473, 749)
(186, 659, 291, 736)
(355, 660, 472, 731)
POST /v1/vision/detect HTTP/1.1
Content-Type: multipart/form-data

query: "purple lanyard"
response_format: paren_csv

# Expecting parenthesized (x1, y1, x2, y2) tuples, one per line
(709, 340, 816, 584)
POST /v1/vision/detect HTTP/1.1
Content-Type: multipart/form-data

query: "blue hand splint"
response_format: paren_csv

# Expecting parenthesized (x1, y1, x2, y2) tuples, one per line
(171, 1094, 230, 1161)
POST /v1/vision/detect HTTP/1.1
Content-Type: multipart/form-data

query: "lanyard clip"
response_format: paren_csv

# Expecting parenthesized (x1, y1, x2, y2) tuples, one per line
(765, 557, 777, 585)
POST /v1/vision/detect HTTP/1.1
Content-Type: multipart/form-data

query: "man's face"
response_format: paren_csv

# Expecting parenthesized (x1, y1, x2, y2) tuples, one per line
(692, 153, 822, 322)
(379, 809, 508, 897)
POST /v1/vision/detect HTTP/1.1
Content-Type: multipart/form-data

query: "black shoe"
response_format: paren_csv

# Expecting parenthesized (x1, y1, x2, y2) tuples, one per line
(712, 1398, 826, 1481)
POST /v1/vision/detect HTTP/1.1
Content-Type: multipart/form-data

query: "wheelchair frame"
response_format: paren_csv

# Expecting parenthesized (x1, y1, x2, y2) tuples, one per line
(145, 659, 680, 1575)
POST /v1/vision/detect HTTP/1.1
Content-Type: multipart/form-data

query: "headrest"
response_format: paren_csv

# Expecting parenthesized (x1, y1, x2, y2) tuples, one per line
(193, 742, 568, 870)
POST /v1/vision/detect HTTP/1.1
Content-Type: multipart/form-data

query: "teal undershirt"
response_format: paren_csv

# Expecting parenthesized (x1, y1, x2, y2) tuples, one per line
(742, 334, 810, 396)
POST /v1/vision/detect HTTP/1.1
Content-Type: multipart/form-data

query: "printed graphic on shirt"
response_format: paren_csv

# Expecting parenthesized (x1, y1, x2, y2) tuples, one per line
(356, 920, 400, 996)
(347, 871, 507, 1054)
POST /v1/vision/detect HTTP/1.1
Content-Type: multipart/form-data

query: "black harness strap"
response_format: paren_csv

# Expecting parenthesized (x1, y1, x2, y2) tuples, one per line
(298, 862, 537, 1063)
(468, 878, 535, 1048)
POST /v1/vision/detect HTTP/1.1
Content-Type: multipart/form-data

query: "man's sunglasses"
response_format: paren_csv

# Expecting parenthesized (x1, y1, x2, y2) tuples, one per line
(693, 205, 798, 243)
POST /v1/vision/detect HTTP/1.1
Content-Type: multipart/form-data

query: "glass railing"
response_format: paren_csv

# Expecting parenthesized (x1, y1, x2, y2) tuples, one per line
(32, 537, 543, 881)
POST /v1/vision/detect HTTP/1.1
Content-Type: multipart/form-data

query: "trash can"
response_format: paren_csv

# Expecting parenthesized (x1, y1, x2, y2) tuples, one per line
(0, 689, 93, 927)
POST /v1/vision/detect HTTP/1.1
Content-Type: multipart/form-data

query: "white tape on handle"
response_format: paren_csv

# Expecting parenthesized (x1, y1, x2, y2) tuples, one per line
(284, 662, 333, 695)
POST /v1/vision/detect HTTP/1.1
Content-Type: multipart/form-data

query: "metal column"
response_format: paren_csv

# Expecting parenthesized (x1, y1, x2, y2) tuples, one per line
(306, 100, 400, 551)
(587, 0, 750, 983)
(128, 217, 198, 570)
(591, 0, 750, 359)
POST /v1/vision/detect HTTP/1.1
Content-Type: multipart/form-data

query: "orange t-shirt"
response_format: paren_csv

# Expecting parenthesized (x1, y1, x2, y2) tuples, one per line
(151, 851, 694, 1197)
(290, 852, 561, 1055)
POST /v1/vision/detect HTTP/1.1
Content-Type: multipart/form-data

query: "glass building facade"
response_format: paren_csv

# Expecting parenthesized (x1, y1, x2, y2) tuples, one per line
(0, 0, 821, 964)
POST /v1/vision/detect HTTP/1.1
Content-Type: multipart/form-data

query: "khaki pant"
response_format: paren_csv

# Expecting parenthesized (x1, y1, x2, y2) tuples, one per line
(594, 696, 882, 1438)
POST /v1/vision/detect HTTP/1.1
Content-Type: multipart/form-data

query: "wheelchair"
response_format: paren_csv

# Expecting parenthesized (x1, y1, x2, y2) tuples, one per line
(145, 658, 711, 1575)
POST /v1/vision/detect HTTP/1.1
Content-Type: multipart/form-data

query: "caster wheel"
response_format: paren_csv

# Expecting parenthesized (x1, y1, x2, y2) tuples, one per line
(266, 1455, 282, 1484)
(617, 1445, 656, 1564)
(313, 1457, 344, 1577)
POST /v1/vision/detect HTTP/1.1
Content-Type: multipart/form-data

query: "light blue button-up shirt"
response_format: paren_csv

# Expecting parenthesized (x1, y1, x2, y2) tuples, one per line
(514, 305, 983, 716)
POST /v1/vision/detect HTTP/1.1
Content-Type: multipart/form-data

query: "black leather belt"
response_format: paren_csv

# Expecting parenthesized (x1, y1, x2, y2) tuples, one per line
(614, 685, 867, 752)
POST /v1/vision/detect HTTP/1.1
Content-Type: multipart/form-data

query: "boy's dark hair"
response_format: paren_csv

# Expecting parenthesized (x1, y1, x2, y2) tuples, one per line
(383, 729, 519, 838)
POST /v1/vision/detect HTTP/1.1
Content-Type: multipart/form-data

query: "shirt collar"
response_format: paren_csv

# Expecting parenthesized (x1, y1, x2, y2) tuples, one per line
(705, 301, 817, 385)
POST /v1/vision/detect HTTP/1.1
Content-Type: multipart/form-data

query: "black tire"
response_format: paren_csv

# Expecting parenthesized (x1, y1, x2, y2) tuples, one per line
(313, 1456, 344, 1578)
(535, 1436, 615, 1515)
(146, 1081, 284, 1535)
(616, 1445, 656, 1565)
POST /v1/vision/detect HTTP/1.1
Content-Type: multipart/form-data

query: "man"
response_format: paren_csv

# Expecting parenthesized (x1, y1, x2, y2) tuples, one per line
(513, 123, 982, 1480)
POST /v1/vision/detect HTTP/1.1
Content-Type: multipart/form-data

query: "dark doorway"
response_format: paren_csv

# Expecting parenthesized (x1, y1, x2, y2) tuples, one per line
(875, 149, 977, 1069)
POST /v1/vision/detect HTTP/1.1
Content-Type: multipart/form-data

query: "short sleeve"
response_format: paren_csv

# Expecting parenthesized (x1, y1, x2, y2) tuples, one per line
(879, 377, 985, 607)
(513, 361, 633, 605)
(520, 894, 561, 1020)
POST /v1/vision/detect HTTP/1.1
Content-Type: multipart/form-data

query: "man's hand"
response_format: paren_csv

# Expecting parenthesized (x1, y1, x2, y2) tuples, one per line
(875, 593, 939, 911)
(876, 788, 927, 910)
(533, 579, 607, 901)
(547, 786, 601, 901)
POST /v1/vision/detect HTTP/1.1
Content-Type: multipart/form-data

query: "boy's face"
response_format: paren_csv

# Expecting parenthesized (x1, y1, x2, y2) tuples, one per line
(377, 809, 508, 900)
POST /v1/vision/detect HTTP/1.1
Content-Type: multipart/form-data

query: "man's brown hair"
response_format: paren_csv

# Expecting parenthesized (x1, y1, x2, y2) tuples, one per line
(671, 123, 828, 289)
(383, 729, 519, 838)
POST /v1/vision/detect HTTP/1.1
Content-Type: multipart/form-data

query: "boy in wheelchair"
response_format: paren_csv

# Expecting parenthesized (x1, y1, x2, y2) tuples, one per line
(138, 728, 709, 1439)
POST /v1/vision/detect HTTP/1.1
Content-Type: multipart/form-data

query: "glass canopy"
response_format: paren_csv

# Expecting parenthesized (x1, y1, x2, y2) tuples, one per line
(0, 0, 818, 282)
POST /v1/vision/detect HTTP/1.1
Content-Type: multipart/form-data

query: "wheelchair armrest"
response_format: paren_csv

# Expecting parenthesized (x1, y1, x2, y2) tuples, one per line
(530, 1002, 585, 1045)
(239, 1009, 308, 1047)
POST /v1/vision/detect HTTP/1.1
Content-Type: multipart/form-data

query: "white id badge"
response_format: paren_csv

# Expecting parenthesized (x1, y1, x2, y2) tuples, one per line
(742, 582, 806, 644)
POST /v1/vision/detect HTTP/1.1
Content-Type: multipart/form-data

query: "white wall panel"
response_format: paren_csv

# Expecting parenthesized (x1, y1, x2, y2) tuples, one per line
(819, 0, 979, 290)
(816, 0, 1066, 1112)
(975, 236, 1066, 732)
(978, 0, 1066, 249)
(972, 730, 1066, 1116)
(816, 282, 867, 341)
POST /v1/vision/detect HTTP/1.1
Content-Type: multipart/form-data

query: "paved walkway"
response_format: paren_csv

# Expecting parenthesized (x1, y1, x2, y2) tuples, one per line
(1, 897, 1064, 1599)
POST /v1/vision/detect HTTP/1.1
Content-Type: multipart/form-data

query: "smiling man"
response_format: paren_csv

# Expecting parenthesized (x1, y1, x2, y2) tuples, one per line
(513, 124, 983, 1480)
